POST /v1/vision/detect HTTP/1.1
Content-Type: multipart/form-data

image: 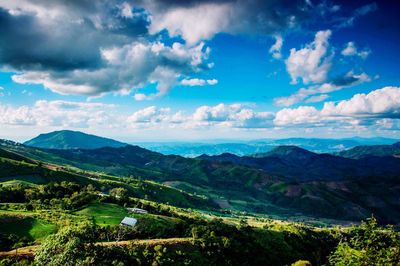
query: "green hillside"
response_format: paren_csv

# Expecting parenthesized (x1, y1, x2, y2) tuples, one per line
(3, 137, 400, 223)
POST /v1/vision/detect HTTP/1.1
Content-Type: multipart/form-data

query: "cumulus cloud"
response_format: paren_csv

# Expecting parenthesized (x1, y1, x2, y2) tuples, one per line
(1, 87, 399, 135)
(0, 1, 213, 99)
(125, 103, 274, 129)
(274, 72, 371, 106)
(127, 106, 171, 124)
(0, 104, 35, 125)
(0, 100, 116, 128)
(275, 87, 400, 127)
(321, 86, 400, 118)
(148, 2, 232, 45)
(269, 35, 283, 59)
(285, 30, 333, 84)
(12, 41, 212, 98)
(341, 42, 370, 59)
(0, 1, 150, 71)
(143, 0, 320, 44)
(274, 106, 320, 126)
(181, 78, 218, 86)
(191, 103, 274, 128)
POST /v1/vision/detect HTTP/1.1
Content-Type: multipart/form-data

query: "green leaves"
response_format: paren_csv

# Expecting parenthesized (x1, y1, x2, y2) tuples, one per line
(329, 216, 400, 265)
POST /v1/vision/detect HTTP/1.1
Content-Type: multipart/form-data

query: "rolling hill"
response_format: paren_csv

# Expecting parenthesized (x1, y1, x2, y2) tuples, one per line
(24, 130, 128, 150)
(3, 135, 400, 224)
(0, 144, 214, 210)
(199, 145, 400, 181)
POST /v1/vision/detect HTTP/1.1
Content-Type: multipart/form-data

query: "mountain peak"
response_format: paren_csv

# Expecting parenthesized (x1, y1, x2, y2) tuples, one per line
(265, 145, 315, 157)
(24, 130, 128, 150)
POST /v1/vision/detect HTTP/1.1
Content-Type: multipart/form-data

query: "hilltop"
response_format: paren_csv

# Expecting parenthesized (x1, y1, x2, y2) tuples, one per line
(24, 130, 128, 150)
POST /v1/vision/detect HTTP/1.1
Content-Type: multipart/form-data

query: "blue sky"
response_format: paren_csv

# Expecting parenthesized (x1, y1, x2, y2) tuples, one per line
(0, 0, 399, 142)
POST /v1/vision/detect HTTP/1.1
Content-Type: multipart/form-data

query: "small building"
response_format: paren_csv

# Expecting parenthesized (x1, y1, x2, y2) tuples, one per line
(127, 207, 148, 214)
(120, 217, 137, 227)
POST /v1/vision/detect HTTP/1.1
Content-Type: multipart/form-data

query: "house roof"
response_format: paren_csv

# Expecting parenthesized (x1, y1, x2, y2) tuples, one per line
(120, 217, 137, 227)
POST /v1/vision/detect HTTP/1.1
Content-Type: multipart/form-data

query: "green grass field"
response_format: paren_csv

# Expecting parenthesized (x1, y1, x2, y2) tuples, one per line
(75, 202, 128, 226)
(0, 215, 56, 241)
(0, 175, 46, 185)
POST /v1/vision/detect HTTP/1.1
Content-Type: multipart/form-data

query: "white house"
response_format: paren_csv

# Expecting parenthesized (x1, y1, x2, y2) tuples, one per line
(120, 217, 137, 227)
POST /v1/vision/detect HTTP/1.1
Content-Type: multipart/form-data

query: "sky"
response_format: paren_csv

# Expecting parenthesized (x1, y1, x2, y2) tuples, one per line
(0, 0, 399, 142)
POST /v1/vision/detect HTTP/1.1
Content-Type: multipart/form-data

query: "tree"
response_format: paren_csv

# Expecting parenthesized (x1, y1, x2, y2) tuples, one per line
(329, 216, 400, 265)
(110, 187, 129, 201)
(35, 224, 96, 266)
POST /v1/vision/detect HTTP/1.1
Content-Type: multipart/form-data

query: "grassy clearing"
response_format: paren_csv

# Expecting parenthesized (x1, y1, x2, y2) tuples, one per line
(0, 175, 46, 185)
(75, 202, 128, 226)
(0, 215, 56, 241)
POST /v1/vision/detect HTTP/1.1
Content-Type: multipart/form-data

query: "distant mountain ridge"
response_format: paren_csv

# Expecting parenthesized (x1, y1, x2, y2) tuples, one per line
(137, 137, 399, 157)
(336, 142, 400, 159)
(199, 145, 400, 182)
(24, 130, 128, 150)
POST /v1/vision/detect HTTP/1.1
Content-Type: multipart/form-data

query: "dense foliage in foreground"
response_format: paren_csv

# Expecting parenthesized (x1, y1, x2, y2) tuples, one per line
(2, 213, 399, 265)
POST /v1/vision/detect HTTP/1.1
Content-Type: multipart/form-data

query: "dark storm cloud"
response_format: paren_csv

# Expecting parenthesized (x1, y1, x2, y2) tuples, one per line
(0, 1, 150, 71)
(143, 0, 316, 35)
(0, 8, 103, 71)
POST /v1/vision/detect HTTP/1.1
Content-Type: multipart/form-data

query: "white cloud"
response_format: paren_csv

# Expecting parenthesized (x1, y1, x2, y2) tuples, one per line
(305, 94, 329, 103)
(191, 103, 274, 128)
(274, 72, 370, 106)
(1, 88, 400, 137)
(145, 0, 320, 45)
(269, 35, 283, 59)
(285, 30, 332, 84)
(321, 86, 400, 117)
(12, 41, 212, 98)
(274, 87, 400, 127)
(133, 93, 147, 101)
(0, 87, 3, 97)
(120, 2, 134, 18)
(341, 42, 357, 56)
(181, 78, 218, 86)
(182, 78, 206, 86)
(127, 106, 170, 123)
(207, 79, 218, 85)
(0, 104, 35, 125)
(149, 3, 233, 45)
(341, 42, 370, 59)
(0, 100, 115, 128)
(274, 106, 321, 126)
